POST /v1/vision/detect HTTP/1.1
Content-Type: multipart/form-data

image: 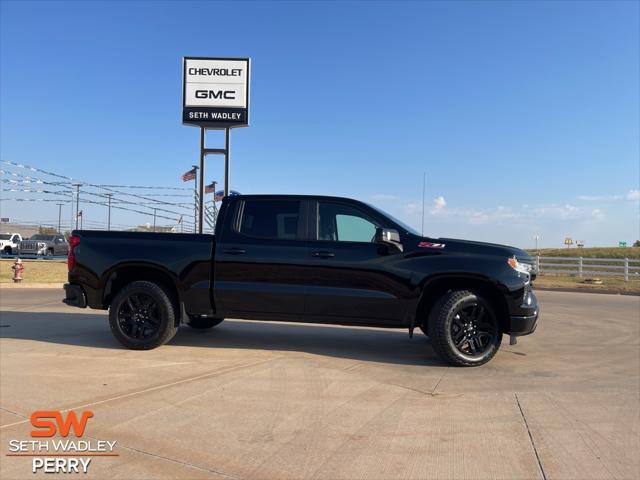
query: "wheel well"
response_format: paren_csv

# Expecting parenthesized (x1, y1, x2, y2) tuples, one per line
(416, 277, 509, 333)
(103, 266, 181, 324)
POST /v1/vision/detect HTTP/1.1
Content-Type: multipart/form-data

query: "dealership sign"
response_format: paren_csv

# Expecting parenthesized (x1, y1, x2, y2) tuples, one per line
(182, 57, 250, 128)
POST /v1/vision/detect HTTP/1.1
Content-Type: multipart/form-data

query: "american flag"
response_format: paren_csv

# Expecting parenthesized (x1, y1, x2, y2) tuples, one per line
(181, 167, 197, 182)
(205, 182, 217, 194)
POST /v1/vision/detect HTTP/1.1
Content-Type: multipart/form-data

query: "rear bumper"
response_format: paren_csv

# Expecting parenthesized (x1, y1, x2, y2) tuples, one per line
(63, 283, 87, 308)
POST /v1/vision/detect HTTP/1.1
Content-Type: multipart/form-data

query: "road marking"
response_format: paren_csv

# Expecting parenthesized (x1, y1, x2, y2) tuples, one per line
(0, 357, 275, 430)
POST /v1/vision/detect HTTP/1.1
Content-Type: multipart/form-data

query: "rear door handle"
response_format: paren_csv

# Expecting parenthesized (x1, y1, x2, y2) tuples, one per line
(312, 251, 335, 258)
(223, 247, 246, 255)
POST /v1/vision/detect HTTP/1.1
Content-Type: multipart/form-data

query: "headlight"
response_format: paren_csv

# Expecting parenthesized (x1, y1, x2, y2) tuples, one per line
(507, 256, 531, 274)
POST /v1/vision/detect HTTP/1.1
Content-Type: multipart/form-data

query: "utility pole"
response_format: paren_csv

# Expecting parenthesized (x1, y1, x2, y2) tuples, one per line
(57, 203, 64, 233)
(153, 208, 157, 232)
(106, 194, 113, 231)
(73, 183, 81, 230)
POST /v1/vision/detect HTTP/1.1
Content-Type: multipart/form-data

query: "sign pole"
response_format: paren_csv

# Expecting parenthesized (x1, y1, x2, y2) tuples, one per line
(224, 128, 230, 197)
(198, 128, 206, 234)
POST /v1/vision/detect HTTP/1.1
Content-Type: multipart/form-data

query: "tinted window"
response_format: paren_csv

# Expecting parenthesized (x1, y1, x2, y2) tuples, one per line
(30, 235, 55, 241)
(239, 200, 300, 240)
(0, 234, 10, 240)
(318, 203, 378, 242)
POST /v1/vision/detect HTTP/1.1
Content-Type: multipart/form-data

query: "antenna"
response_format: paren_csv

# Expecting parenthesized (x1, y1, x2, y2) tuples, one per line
(421, 172, 426, 236)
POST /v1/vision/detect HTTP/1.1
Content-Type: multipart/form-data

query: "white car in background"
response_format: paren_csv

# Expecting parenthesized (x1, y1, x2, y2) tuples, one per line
(0, 233, 23, 254)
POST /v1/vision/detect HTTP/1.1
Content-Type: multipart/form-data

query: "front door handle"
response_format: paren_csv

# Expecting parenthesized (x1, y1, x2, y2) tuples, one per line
(312, 251, 335, 258)
(223, 247, 246, 255)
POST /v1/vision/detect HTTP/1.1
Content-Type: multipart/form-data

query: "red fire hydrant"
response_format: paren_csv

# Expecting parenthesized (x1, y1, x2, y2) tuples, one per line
(11, 258, 24, 283)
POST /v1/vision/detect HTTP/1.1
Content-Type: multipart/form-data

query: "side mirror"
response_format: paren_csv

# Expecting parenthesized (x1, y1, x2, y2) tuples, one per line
(375, 228, 403, 253)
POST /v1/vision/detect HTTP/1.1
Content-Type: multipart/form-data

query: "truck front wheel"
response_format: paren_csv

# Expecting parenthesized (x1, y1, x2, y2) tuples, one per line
(187, 316, 224, 329)
(108, 281, 178, 350)
(427, 290, 502, 367)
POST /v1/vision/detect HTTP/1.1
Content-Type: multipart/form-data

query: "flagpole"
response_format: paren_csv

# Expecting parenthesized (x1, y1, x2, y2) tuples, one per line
(192, 164, 198, 234)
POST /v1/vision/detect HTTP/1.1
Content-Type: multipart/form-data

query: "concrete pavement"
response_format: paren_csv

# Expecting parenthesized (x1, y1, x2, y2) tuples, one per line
(0, 289, 638, 479)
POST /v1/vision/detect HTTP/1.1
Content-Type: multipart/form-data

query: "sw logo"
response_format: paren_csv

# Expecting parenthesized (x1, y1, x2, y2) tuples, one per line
(30, 410, 94, 437)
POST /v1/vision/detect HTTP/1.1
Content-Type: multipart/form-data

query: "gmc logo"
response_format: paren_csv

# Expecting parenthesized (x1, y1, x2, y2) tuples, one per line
(195, 90, 236, 100)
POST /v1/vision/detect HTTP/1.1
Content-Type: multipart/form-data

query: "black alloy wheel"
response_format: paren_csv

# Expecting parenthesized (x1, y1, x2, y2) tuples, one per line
(117, 293, 161, 340)
(108, 281, 178, 350)
(427, 290, 502, 367)
(449, 302, 497, 356)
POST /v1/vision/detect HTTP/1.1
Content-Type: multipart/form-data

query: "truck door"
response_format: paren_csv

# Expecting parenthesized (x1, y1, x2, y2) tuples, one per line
(214, 198, 308, 316)
(303, 200, 408, 323)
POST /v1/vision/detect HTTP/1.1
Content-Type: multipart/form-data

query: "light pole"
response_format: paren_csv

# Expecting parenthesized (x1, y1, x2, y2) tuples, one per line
(57, 203, 64, 233)
(106, 194, 113, 231)
(73, 183, 81, 230)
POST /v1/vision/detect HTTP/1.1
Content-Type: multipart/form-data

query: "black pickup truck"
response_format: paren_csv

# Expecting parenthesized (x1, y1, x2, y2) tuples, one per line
(63, 194, 539, 366)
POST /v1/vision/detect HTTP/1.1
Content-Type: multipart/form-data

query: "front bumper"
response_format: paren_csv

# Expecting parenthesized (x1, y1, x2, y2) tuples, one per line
(507, 289, 539, 336)
(63, 283, 87, 308)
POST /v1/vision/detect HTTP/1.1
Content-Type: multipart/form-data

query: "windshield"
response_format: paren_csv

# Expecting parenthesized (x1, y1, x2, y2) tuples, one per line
(0, 234, 10, 240)
(29, 235, 55, 241)
(367, 203, 421, 236)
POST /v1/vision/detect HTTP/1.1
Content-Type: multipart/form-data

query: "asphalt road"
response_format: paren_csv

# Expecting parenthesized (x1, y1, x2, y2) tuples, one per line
(0, 289, 638, 479)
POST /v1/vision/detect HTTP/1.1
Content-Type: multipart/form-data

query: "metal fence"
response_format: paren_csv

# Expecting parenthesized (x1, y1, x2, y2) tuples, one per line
(536, 256, 640, 281)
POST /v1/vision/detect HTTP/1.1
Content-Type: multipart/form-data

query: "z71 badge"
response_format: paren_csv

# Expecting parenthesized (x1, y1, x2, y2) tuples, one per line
(418, 241, 446, 249)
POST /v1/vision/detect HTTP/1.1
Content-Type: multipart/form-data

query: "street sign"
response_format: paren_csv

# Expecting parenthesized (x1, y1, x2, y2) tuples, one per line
(619, 241, 627, 248)
(182, 57, 250, 128)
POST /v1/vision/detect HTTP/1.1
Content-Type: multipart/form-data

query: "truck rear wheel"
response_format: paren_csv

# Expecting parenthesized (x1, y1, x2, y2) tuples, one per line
(427, 290, 502, 367)
(187, 316, 224, 329)
(108, 281, 178, 350)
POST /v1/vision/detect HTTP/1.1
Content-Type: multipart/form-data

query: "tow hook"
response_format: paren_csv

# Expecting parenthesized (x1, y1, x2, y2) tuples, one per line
(509, 335, 518, 345)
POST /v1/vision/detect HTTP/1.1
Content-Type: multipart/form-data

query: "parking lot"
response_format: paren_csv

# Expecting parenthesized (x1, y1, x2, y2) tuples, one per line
(0, 288, 638, 479)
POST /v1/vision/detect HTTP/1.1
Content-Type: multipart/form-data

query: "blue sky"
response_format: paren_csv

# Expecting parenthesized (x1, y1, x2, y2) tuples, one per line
(1, 0, 638, 247)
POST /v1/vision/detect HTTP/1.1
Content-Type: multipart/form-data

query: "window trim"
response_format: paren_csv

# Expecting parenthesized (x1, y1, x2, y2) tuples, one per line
(313, 200, 381, 244)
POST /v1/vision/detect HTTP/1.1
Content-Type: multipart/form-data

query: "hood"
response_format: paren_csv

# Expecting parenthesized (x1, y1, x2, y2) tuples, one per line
(428, 237, 532, 262)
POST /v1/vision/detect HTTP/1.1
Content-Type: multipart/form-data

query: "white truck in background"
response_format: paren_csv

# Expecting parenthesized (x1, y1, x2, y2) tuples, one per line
(0, 233, 23, 254)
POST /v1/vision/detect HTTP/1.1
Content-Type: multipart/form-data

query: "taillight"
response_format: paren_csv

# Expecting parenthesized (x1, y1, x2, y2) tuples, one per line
(68, 235, 80, 271)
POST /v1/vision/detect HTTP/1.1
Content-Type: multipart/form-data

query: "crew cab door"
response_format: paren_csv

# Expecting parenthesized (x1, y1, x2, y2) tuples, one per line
(304, 200, 409, 323)
(214, 198, 308, 316)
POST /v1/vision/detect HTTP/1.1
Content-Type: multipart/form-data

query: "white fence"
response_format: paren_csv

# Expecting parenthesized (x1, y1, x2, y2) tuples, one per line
(536, 256, 640, 281)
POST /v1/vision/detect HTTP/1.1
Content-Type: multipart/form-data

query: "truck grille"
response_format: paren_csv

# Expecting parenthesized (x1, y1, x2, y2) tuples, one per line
(20, 242, 39, 251)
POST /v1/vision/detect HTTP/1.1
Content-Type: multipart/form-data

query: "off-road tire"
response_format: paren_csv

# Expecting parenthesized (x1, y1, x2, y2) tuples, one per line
(108, 281, 178, 350)
(187, 316, 224, 329)
(427, 290, 502, 367)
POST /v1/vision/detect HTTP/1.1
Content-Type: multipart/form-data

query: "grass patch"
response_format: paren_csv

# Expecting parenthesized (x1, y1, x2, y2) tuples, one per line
(0, 259, 67, 284)
(533, 274, 639, 294)
(526, 247, 640, 259)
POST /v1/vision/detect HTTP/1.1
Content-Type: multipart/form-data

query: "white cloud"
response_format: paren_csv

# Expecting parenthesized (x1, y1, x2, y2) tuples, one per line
(577, 190, 639, 202)
(431, 196, 447, 214)
(577, 194, 622, 201)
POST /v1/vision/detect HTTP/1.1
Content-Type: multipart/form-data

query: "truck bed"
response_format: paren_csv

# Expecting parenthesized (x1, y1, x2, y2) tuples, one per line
(68, 230, 215, 316)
